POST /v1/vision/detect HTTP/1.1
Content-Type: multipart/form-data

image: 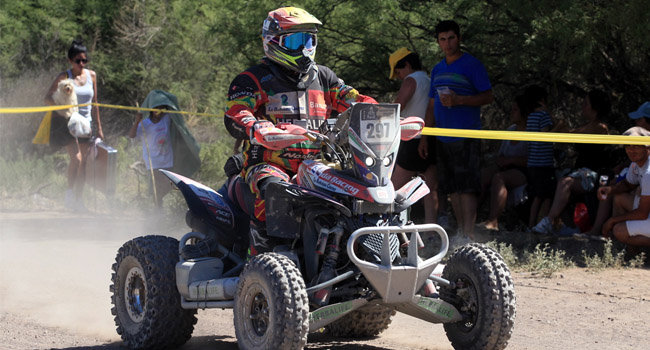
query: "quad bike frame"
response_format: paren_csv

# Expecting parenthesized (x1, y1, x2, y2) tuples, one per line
(174, 223, 461, 331)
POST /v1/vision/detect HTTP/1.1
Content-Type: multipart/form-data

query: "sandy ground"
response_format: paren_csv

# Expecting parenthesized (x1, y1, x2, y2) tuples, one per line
(1, 211, 650, 350)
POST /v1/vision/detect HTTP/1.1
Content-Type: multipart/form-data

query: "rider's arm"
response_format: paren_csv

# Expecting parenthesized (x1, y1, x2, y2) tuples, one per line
(320, 66, 376, 114)
(224, 72, 269, 139)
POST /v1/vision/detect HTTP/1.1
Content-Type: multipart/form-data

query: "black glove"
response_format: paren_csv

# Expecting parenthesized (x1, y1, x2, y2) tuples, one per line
(224, 153, 244, 177)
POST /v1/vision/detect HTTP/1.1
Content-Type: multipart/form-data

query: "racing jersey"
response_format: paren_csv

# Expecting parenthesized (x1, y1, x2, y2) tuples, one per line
(225, 58, 375, 174)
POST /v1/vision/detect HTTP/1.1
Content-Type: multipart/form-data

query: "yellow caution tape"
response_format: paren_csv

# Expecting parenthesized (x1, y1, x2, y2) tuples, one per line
(0, 103, 92, 113)
(1, 103, 648, 145)
(0, 102, 222, 118)
(92, 103, 222, 117)
(421, 127, 650, 146)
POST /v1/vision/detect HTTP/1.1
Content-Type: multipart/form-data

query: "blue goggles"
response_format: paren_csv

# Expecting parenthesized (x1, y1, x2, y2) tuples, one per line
(280, 32, 316, 50)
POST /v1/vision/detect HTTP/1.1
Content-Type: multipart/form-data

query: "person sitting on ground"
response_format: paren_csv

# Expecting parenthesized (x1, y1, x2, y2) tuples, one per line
(524, 85, 556, 228)
(600, 127, 650, 253)
(479, 95, 528, 231)
(628, 101, 650, 131)
(389, 48, 438, 223)
(532, 89, 612, 235)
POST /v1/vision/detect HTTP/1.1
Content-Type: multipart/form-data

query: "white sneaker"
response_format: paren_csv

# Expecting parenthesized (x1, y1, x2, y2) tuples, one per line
(532, 217, 554, 234)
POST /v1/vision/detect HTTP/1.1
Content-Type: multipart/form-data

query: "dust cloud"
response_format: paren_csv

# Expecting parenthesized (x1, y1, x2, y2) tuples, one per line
(0, 211, 187, 340)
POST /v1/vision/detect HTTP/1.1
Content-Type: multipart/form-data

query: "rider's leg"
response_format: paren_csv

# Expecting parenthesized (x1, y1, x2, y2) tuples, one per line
(244, 163, 291, 255)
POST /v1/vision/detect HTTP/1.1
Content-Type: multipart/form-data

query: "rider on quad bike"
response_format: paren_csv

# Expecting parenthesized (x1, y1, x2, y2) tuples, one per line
(221, 6, 377, 256)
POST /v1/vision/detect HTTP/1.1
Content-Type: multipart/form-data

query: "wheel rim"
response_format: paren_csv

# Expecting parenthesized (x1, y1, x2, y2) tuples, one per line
(249, 292, 270, 336)
(124, 266, 146, 323)
(454, 275, 479, 332)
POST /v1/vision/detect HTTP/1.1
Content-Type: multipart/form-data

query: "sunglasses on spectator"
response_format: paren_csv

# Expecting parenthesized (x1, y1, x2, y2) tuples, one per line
(74, 58, 88, 64)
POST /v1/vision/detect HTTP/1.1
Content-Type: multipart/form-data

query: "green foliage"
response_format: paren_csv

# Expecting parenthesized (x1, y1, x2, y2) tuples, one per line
(523, 243, 574, 277)
(581, 239, 625, 270)
(2, 0, 650, 210)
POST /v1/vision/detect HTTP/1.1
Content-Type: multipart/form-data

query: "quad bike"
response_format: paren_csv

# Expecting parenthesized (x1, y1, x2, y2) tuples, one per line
(110, 103, 516, 350)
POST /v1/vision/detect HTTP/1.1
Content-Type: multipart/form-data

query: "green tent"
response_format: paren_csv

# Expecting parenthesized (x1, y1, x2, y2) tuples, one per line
(140, 90, 201, 177)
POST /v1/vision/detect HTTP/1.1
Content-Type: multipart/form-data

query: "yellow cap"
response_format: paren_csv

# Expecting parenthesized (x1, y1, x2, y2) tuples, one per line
(389, 47, 412, 79)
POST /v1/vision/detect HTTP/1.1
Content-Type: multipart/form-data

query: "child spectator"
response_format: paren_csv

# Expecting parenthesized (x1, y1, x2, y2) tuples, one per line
(600, 127, 650, 254)
(479, 95, 528, 231)
(128, 90, 200, 207)
(532, 89, 611, 235)
(524, 85, 555, 228)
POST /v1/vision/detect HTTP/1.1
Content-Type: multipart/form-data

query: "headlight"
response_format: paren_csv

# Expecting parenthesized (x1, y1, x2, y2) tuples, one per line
(365, 156, 375, 167)
(382, 154, 393, 166)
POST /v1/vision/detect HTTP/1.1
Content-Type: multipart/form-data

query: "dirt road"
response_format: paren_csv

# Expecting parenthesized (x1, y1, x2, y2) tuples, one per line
(1, 211, 649, 350)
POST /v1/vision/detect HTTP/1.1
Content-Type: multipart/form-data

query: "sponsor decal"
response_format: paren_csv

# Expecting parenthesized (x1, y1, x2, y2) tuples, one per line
(309, 301, 353, 323)
(277, 117, 325, 131)
(308, 90, 327, 117)
(196, 193, 232, 225)
(315, 171, 360, 196)
(417, 297, 455, 319)
(229, 91, 255, 99)
(266, 92, 306, 115)
(279, 151, 318, 160)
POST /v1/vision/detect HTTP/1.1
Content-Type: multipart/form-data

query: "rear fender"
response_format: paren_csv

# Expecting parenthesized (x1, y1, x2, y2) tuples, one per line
(160, 170, 235, 229)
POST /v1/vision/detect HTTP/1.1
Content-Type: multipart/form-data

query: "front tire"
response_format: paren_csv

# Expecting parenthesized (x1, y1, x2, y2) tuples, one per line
(441, 243, 516, 350)
(234, 253, 309, 350)
(110, 235, 197, 349)
(326, 303, 395, 338)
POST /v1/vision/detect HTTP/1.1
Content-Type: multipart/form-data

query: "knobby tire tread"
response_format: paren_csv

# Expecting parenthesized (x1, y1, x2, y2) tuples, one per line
(110, 235, 197, 349)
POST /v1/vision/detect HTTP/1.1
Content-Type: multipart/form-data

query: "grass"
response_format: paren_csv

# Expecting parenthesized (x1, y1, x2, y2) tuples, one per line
(487, 238, 647, 277)
(523, 243, 574, 277)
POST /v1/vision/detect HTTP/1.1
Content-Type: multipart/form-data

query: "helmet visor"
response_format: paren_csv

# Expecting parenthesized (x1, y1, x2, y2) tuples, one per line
(280, 32, 316, 50)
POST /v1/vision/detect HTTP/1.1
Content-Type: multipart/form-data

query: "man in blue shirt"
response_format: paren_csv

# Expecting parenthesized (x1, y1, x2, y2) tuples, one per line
(419, 20, 494, 239)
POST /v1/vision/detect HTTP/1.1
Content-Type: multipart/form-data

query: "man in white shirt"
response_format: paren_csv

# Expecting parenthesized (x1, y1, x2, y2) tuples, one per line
(600, 127, 650, 248)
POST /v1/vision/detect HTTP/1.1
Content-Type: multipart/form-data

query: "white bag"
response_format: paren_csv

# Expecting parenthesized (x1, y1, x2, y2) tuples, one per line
(67, 111, 92, 138)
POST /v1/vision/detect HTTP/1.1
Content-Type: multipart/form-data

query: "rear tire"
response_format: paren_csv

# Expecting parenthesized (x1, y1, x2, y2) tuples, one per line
(110, 235, 197, 349)
(441, 243, 516, 350)
(326, 303, 395, 338)
(234, 253, 309, 350)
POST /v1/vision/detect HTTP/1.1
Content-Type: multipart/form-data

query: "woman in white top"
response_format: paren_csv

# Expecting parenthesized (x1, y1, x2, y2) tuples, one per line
(389, 48, 438, 223)
(45, 39, 103, 210)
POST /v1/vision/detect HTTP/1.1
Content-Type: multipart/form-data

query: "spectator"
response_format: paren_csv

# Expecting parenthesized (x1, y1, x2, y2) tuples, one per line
(479, 95, 528, 231)
(389, 48, 438, 223)
(419, 20, 494, 238)
(600, 127, 650, 253)
(44, 39, 104, 210)
(524, 85, 556, 228)
(629, 101, 650, 131)
(532, 89, 611, 235)
(128, 90, 201, 208)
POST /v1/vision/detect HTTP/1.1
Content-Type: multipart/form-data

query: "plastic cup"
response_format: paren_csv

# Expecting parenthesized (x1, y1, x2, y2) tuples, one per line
(436, 87, 452, 108)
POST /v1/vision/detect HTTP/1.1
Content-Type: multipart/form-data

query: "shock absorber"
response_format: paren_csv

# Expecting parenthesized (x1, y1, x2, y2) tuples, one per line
(312, 223, 344, 306)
